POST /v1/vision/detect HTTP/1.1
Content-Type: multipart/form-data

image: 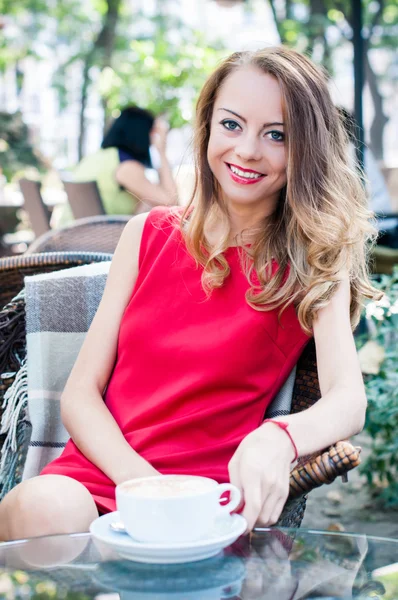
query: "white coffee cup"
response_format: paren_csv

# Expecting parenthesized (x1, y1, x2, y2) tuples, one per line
(115, 474, 241, 544)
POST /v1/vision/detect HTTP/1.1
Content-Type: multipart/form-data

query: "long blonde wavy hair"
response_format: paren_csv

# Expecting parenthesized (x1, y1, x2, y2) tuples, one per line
(181, 46, 380, 334)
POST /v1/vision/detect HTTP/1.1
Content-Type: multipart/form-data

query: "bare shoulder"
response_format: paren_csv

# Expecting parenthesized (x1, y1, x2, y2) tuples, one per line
(115, 159, 146, 183)
(103, 212, 150, 296)
(115, 212, 149, 259)
(122, 211, 149, 243)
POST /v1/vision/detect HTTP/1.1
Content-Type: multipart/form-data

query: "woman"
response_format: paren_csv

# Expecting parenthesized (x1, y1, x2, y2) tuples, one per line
(0, 46, 380, 540)
(58, 106, 178, 224)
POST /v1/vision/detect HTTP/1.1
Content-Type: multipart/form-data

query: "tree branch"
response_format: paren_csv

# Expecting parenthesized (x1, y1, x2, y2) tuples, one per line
(266, 0, 284, 42)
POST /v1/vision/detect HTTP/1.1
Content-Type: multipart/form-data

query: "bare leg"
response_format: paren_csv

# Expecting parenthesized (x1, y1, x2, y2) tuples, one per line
(0, 475, 99, 541)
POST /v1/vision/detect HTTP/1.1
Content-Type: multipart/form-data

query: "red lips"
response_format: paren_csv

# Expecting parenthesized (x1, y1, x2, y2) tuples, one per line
(226, 163, 265, 185)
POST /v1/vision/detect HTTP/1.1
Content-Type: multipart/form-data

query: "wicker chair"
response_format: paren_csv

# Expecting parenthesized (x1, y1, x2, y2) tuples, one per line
(25, 215, 130, 255)
(0, 251, 112, 314)
(0, 256, 361, 526)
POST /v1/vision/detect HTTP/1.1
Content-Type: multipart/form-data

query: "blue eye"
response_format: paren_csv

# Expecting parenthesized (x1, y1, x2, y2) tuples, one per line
(268, 130, 285, 142)
(220, 119, 241, 131)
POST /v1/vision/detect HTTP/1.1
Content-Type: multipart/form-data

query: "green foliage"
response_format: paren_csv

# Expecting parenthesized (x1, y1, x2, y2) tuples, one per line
(0, 0, 48, 73)
(0, 111, 46, 181)
(1, 1, 226, 150)
(272, 0, 398, 49)
(0, 570, 90, 600)
(98, 13, 226, 128)
(269, 0, 398, 78)
(358, 268, 398, 507)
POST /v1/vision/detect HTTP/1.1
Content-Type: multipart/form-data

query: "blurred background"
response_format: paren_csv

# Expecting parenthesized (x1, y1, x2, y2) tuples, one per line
(0, 0, 397, 254)
(1, 0, 398, 537)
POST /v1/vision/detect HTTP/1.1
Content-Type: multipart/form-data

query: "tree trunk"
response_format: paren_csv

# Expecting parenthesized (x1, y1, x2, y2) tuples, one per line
(267, 0, 285, 41)
(266, 0, 389, 161)
(344, 0, 388, 161)
(307, 0, 329, 64)
(77, 0, 122, 160)
(78, 59, 91, 162)
(285, 0, 292, 20)
(365, 53, 389, 161)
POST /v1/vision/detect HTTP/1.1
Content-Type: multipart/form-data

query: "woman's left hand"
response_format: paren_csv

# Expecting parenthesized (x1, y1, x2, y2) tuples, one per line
(228, 422, 296, 532)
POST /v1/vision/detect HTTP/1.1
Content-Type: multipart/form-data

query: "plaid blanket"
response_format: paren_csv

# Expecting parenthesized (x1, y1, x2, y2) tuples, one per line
(0, 259, 295, 493)
(22, 261, 111, 480)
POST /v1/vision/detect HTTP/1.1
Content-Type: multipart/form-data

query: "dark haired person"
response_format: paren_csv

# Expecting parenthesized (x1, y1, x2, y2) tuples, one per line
(59, 106, 178, 224)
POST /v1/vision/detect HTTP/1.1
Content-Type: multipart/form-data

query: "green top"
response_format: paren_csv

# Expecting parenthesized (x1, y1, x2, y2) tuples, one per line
(58, 147, 138, 226)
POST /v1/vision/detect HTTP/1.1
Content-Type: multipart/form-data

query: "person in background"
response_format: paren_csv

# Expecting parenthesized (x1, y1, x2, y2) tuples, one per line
(58, 106, 178, 225)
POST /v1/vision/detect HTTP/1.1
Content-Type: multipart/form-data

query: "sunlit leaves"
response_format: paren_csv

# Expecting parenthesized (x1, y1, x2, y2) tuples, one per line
(358, 267, 398, 507)
(0, 111, 46, 180)
(96, 15, 225, 128)
(383, 2, 398, 23)
(327, 8, 345, 22)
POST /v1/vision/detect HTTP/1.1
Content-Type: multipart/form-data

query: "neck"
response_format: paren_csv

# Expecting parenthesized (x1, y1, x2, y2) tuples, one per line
(223, 196, 279, 245)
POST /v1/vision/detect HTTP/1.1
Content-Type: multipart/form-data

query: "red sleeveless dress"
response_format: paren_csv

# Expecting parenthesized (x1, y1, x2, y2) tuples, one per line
(41, 207, 309, 513)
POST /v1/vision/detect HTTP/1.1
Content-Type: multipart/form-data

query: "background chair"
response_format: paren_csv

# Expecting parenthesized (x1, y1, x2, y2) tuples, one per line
(19, 179, 51, 237)
(25, 215, 130, 255)
(62, 180, 105, 219)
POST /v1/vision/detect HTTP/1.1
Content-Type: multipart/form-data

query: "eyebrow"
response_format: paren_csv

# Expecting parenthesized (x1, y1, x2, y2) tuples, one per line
(218, 108, 284, 128)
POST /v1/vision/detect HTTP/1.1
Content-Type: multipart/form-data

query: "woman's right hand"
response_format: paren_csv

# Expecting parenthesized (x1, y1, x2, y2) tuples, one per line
(115, 456, 160, 485)
(150, 117, 169, 155)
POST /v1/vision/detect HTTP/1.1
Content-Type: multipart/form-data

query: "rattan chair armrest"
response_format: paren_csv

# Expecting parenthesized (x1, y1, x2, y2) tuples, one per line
(288, 440, 361, 499)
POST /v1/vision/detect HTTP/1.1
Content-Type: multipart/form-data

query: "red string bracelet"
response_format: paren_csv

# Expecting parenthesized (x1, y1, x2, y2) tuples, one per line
(263, 419, 299, 462)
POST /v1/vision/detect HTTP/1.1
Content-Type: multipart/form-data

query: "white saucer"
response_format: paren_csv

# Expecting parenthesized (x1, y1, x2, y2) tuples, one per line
(90, 511, 247, 564)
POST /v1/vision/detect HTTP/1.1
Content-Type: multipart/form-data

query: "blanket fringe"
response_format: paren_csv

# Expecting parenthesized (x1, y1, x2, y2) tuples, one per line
(0, 360, 28, 478)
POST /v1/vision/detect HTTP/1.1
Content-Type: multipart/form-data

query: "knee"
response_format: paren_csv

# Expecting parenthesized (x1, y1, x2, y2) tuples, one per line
(1, 475, 98, 541)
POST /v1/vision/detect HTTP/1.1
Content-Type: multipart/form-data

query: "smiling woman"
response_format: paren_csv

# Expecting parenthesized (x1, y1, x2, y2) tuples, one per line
(207, 68, 287, 218)
(184, 48, 378, 333)
(0, 47, 382, 542)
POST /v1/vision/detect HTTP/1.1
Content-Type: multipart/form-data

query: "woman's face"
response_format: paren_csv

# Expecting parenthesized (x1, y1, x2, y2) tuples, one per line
(207, 66, 287, 218)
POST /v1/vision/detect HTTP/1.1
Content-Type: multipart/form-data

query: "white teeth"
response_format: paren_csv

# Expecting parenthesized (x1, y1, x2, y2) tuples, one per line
(229, 165, 262, 179)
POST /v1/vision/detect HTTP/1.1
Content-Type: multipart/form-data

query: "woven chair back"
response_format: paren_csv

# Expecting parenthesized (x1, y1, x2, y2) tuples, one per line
(0, 251, 112, 309)
(19, 179, 51, 237)
(63, 180, 105, 219)
(25, 215, 130, 255)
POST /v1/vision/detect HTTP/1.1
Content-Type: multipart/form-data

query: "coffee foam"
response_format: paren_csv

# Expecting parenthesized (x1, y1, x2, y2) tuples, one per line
(121, 476, 215, 498)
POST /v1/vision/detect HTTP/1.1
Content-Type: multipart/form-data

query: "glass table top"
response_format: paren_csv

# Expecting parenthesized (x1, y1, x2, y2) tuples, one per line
(1, 527, 397, 599)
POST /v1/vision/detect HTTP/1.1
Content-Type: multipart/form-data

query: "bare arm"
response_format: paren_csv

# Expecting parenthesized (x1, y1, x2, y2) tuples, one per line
(270, 272, 366, 455)
(157, 150, 179, 202)
(229, 273, 367, 529)
(116, 161, 177, 208)
(150, 117, 179, 203)
(115, 118, 178, 208)
(60, 213, 159, 485)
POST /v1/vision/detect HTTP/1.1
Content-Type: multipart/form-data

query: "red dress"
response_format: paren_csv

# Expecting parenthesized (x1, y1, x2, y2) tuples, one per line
(41, 207, 309, 513)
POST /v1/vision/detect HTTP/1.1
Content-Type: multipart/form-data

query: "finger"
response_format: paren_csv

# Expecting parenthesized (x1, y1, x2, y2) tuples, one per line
(228, 456, 240, 488)
(241, 481, 263, 533)
(269, 535, 290, 560)
(257, 476, 289, 527)
(258, 493, 287, 527)
(228, 459, 245, 513)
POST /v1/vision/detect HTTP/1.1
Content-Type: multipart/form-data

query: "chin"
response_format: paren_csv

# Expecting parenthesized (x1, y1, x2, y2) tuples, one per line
(223, 187, 266, 205)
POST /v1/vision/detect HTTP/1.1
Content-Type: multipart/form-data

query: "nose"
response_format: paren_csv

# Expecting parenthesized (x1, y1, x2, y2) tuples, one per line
(235, 132, 262, 162)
